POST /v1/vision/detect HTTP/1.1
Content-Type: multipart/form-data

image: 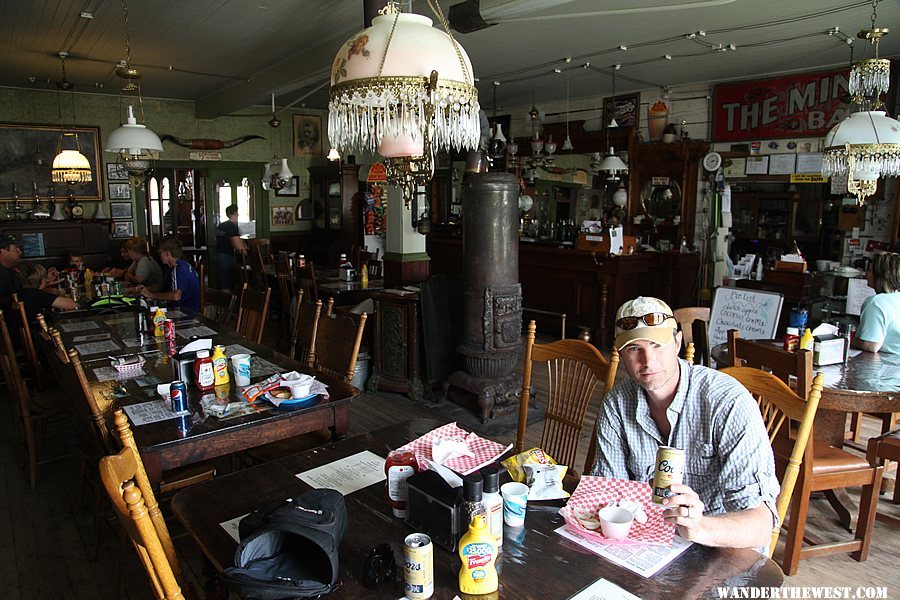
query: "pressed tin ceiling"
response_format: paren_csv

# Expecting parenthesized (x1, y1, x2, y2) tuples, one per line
(0, 0, 897, 117)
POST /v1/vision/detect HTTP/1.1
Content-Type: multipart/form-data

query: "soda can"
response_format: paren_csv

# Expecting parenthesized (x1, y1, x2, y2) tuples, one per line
(169, 381, 188, 414)
(176, 413, 191, 434)
(403, 533, 433, 600)
(164, 319, 176, 343)
(652, 446, 685, 504)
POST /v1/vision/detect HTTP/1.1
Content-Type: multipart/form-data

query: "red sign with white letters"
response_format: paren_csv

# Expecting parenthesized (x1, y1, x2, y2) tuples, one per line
(712, 68, 850, 141)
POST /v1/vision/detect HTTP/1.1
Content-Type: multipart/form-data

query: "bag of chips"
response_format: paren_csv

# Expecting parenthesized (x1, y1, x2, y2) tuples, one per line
(501, 447, 556, 484)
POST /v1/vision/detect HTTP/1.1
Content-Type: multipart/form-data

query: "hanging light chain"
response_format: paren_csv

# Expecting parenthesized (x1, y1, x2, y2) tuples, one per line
(121, 0, 132, 66)
(870, 0, 878, 33)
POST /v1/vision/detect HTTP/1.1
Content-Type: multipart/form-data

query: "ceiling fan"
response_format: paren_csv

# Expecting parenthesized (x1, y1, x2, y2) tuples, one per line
(449, 0, 737, 33)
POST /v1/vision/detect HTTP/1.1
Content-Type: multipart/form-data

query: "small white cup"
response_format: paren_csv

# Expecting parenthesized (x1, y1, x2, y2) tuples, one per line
(598, 506, 634, 540)
(231, 354, 251, 387)
(501, 482, 529, 527)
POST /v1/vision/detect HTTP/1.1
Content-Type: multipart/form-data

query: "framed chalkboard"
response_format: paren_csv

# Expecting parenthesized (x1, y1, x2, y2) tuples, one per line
(709, 287, 784, 348)
(0, 122, 102, 200)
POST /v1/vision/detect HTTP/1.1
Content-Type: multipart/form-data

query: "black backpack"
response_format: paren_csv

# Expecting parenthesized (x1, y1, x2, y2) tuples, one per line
(222, 489, 348, 599)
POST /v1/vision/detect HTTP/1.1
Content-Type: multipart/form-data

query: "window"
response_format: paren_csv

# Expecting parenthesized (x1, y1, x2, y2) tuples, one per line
(216, 178, 254, 223)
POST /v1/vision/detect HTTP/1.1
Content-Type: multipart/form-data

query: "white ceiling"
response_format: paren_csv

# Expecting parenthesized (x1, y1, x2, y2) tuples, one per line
(0, 0, 897, 118)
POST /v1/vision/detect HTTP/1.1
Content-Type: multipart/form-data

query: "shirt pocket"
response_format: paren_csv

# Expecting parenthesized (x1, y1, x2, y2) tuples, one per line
(684, 442, 721, 512)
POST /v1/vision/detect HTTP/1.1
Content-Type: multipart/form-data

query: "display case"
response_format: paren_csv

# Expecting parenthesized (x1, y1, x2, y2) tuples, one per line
(308, 163, 361, 238)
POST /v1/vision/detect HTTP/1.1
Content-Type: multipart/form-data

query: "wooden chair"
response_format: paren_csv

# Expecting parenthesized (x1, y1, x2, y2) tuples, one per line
(276, 271, 298, 325)
(98, 443, 187, 600)
(673, 306, 710, 366)
(235, 283, 271, 344)
(246, 238, 274, 289)
(235, 249, 251, 289)
(313, 311, 368, 384)
(721, 366, 824, 556)
(727, 329, 883, 574)
(0, 308, 72, 487)
(517, 320, 619, 476)
(295, 260, 319, 304)
(865, 428, 900, 528)
(684, 341, 695, 365)
(200, 286, 236, 327)
(11, 293, 46, 389)
(290, 296, 322, 365)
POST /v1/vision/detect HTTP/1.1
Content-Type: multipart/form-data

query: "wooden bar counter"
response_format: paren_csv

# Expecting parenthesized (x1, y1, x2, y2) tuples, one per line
(428, 234, 699, 346)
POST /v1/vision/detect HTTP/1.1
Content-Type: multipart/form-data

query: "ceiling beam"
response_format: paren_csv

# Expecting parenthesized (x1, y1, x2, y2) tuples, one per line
(193, 26, 359, 119)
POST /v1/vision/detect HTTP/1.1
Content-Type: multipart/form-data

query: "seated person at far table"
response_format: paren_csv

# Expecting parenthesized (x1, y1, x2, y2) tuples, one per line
(17, 263, 77, 322)
(68, 251, 85, 272)
(101, 242, 132, 278)
(854, 250, 900, 354)
(119, 236, 163, 292)
(592, 296, 779, 552)
(137, 235, 200, 314)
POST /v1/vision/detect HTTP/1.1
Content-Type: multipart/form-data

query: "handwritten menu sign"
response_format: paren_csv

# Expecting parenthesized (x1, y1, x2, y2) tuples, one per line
(709, 287, 784, 347)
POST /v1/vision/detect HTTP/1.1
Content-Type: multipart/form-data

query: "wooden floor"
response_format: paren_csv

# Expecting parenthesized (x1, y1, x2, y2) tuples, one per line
(2, 334, 899, 599)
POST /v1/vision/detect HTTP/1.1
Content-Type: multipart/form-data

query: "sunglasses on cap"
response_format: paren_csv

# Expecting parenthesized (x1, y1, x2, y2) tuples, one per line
(616, 312, 674, 330)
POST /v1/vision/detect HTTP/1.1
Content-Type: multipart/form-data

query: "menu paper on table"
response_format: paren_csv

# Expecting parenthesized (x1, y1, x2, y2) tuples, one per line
(58, 321, 100, 332)
(176, 325, 218, 338)
(220, 513, 250, 543)
(568, 578, 641, 600)
(224, 344, 256, 357)
(555, 526, 693, 578)
(296, 451, 386, 496)
(122, 401, 181, 426)
(74, 340, 121, 356)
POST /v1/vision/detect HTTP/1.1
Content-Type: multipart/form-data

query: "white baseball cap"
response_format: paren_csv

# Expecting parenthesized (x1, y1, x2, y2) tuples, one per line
(614, 296, 677, 350)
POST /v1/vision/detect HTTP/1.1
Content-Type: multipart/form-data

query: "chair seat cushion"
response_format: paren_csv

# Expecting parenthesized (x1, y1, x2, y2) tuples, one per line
(812, 441, 871, 474)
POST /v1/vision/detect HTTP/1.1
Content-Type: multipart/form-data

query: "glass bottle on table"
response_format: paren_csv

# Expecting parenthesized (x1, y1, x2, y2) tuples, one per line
(385, 450, 417, 518)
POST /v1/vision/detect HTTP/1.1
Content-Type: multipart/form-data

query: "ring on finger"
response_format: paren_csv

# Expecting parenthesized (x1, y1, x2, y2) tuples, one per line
(686, 506, 692, 519)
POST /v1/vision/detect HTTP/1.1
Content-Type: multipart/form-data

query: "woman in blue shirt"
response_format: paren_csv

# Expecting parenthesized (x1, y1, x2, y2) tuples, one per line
(855, 251, 900, 354)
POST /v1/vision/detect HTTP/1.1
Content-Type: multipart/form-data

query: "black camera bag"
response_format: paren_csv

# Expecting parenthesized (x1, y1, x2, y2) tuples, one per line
(222, 489, 347, 599)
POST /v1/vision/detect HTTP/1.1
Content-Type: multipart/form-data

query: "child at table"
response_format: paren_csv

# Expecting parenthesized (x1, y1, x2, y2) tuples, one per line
(136, 235, 200, 313)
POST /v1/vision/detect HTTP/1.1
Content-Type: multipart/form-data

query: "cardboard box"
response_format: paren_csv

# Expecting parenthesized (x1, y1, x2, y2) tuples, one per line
(775, 260, 807, 273)
(577, 232, 636, 255)
(813, 335, 844, 366)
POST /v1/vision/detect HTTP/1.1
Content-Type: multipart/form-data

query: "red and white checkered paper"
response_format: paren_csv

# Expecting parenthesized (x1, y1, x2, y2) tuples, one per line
(559, 476, 675, 545)
(396, 422, 512, 476)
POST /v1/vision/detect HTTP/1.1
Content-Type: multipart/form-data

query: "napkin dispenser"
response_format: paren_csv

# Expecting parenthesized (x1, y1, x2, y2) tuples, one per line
(173, 350, 198, 384)
(404, 470, 464, 551)
(813, 335, 844, 366)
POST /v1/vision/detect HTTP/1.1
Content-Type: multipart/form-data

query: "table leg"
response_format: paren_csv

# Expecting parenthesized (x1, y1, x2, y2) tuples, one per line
(142, 451, 163, 489)
(330, 404, 349, 441)
(823, 489, 855, 531)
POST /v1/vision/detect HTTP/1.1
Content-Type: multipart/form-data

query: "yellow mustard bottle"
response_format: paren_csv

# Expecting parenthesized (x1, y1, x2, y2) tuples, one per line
(458, 512, 498, 595)
(153, 307, 166, 337)
(211, 345, 230, 386)
(799, 327, 814, 351)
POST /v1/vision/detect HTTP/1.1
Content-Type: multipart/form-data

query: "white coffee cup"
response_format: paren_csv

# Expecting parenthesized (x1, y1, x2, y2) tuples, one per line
(231, 354, 251, 386)
(501, 482, 529, 527)
(598, 506, 634, 540)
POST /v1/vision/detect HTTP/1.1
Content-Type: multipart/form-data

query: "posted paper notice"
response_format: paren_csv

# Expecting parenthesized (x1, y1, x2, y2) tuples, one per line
(296, 451, 386, 496)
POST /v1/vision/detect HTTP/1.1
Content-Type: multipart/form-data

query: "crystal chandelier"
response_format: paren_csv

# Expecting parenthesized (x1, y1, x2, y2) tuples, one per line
(104, 0, 162, 179)
(328, 1, 480, 206)
(52, 53, 92, 185)
(821, 0, 899, 205)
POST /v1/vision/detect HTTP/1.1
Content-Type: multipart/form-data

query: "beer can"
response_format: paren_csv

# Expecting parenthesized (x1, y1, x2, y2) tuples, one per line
(403, 533, 433, 600)
(652, 446, 685, 504)
(169, 381, 188, 414)
(163, 319, 176, 343)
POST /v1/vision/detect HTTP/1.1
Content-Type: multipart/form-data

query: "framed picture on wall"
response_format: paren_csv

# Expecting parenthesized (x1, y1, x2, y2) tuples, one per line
(108, 182, 131, 200)
(106, 162, 129, 181)
(0, 123, 102, 200)
(292, 114, 322, 156)
(275, 175, 299, 197)
(109, 201, 133, 219)
(112, 221, 134, 239)
(271, 205, 295, 227)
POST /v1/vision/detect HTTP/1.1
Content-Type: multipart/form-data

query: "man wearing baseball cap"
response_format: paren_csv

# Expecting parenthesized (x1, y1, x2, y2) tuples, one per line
(0, 233, 23, 300)
(592, 296, 779, 552)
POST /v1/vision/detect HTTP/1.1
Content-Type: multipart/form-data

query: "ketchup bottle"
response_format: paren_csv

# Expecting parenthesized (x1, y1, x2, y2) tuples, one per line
(193, 350, 216, 391)
(385, 450, 417, 518)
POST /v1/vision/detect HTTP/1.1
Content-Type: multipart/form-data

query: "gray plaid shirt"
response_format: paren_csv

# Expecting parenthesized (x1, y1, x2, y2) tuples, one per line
(593, 359, 779, 548)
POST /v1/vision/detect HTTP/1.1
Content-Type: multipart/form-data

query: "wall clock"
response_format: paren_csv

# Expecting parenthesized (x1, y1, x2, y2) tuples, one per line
(702, 152, 722, 172)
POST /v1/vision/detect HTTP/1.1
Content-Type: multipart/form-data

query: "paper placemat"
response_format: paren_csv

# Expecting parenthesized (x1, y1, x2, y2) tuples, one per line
(74, 340, 121, 356)
(58, 321, 100, 332)
(122, 400, 180, 426)
(176, 325, 218, 338)
(396, 422, 511, 475)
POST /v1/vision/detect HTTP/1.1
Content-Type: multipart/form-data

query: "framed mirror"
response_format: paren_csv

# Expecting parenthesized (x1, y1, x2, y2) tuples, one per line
(640, 177, 682, 220)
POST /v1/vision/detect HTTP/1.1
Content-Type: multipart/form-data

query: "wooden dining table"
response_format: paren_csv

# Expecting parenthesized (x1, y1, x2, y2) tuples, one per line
(172, 418, 784, 599)
(49, 308, 359, 488)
